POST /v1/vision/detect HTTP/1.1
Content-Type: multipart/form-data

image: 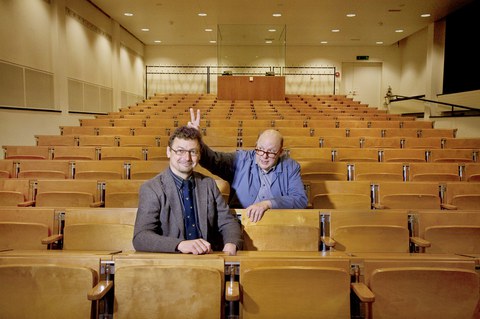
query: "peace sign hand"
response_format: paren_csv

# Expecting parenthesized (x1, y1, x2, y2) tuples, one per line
(188, 108, 201, 131)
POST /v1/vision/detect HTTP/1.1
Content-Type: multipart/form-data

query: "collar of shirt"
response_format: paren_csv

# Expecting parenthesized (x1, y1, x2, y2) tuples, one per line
(169, 167, 195, 190)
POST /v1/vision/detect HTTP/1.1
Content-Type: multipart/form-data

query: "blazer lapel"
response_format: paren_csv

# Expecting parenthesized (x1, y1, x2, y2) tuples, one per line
(161, 172, 186, 236)
(194, 174, 208, 238)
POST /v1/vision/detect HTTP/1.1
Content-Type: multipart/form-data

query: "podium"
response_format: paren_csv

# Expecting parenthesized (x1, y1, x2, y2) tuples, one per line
(217, 76, 285, 100)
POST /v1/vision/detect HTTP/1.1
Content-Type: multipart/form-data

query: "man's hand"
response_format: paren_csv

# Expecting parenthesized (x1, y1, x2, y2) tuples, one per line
(246, 200, 272, 223)
(222, 243, 237, 256)
(177, 238, 212, 255)
(188, 108, 201, 131)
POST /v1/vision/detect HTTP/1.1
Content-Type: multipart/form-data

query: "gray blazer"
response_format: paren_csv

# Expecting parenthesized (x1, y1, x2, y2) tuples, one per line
(133, 169, 243, 252)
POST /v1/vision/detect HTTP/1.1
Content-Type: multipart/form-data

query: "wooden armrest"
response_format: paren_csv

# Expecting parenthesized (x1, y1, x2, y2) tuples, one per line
(18, 200, 35, 207)
(440, 203, 457, 210)
(42, 234, 63, 245)
(225, 281, 240, 301)
(410, 236, 431, 248)
(88, 280, 113, 300)
(351, 282, 375, 303)
(372, 203, 385, 209)
(320, 236, 336, 247)
(90, 201, 104, 208)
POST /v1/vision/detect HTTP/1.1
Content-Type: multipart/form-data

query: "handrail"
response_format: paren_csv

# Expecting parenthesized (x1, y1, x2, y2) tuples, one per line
(389, 94, 479, 115)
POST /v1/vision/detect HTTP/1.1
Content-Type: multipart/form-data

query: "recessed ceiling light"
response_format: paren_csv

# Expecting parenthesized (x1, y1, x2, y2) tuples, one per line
(268, 29, 276, 32)
(265, 40, 273, 44)
(346, 13, 356, 17)
(421, 13, 431, 18)
(320, 41, 328, 44)
(331, 29, 340, 33)
(124, 13, 133, 17)
(272, 13, 282, 17)
(395, 29, 404, 33)
(209, 40, 216, 44)
(205, 28, 213, 32)
(154, 40, 162, 43)
(141, 28, 150, 32)
(376, 41, 384, 44)
(198, 13, 207, 17)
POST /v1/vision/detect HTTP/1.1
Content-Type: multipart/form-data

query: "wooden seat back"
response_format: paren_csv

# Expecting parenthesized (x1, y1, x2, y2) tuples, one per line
(374, 181, 441, 209)
(239, 209, 320, 251)
(113, 254, 225, 319)
(307, 180, 372, 209)
(103, 180, 144, 208)
(443, 182, 480, 210)
(239, 258, 351, 319)
(34, 179, 101, 208)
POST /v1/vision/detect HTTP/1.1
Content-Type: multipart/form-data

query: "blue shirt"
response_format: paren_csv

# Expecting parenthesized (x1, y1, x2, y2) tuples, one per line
(199, 145, 308, 209)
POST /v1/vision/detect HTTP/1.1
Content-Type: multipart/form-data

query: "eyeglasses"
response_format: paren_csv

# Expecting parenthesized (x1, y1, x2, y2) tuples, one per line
(170, 147, 200, 157)
(255, 149, 279, 158)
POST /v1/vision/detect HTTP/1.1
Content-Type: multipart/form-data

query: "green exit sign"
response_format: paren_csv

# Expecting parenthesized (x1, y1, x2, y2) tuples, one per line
(356, 55, 369, 60)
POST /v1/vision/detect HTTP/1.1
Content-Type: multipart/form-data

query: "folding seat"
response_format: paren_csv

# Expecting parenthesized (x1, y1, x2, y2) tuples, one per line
(273, 119, 306, 128)
(60, 126, 96, 136)
(408, 162, 461, 182)
(401, 137, 443, 149)
(239, 119, 275, 128)
(442, 137, 480, 149)
(111, 118, 145, 127)
(410, 211, 480, 254)
(307, 180, 372, 210)
(306, 120, 338, 129)
(361, 137, 402, 149)
(311, 128, 346, 137)
(441, 182, 480, 210)
(319, 137, 361, 148)
(52, 146, 98, 160)
(428, 149, 476, 163)
(144, 146, 168, 160)
(351, 162, 405, 182)
(336, 120, 369, 129)
(0, 207, 56, 249)
(103, 180, 144, 208)
(201, 135, 240, 148)
(353, 259, 479, 319)
(0, 179, 32, 206)
(334, 148, 379, 162)
(238, 258, 351, 319)
(73, 160, 126, 180)
(283, 136, 322, 148)
(238, 209, 320, 251)
(117, 135, 163, 147)
(420, 128, 457, 138)
(79, 118, 112, 126)
(299, 161, 348, 182)
(128, 160, 169, 180)
(401, 120, 434, 129)
(16, 159, 71, 179)
(202, 126, 240, 138)
(380, 148, 426, 163)
(42, 207, 136, 251)
(35, 135, 78, 146)
(96, 126, 132, 136)
(275, 127, 314, 137)
(382, 128, 420, 138)
(321, 210, 410, 253)
(28, 179, 102, 209)
(464, 163, 480, 181)
(99, 146, 145, 160)
(3, 145, 52, 160)
(132, 126, 171, 136)
(0, 256, 106, 319)
(78, 135, 118, 147)
(0, 159, 14, 178)
(367, 120, 401, 128)
(372, 181, 442, 209)
(347, 128, 384, 138)
(287, 147, 334, 161)
(113, 254, 225, 319)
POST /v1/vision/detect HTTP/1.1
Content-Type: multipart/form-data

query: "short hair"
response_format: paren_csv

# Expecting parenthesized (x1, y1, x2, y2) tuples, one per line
(168, 126, 202, 147)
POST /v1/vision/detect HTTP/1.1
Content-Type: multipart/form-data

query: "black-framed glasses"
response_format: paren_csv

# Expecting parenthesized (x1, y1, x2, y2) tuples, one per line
(255, 149, 279, 158)
(170, 147, 200, 157)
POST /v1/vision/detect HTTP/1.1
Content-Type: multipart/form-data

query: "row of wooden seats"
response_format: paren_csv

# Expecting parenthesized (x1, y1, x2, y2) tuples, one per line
(1, 249, 477, 318)
(32, 135, 475, 151)
(1, 208, 479, 318)
(305, 180, 480, 210)
(0, 177, 228, 208)
(2, 207, 480, 255)
(2, 159, 480, 183)
(57, 126, 457, 139)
